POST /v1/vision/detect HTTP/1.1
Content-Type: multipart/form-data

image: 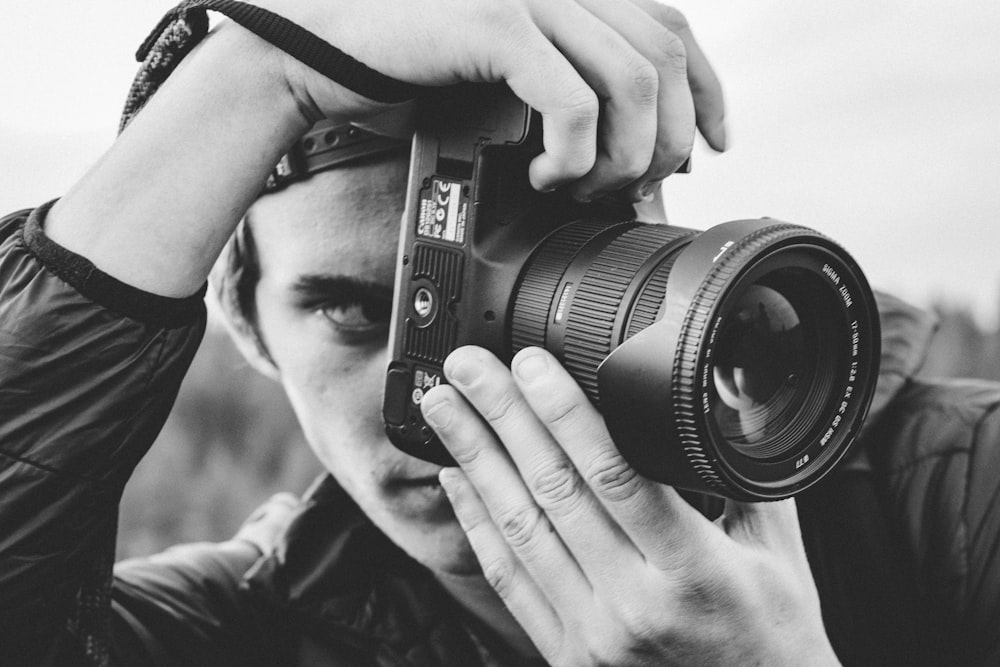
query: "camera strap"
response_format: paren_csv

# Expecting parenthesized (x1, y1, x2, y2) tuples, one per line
(120, 0, 424, 133)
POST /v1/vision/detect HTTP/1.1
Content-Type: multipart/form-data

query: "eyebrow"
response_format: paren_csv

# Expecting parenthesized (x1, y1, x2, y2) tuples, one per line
(290, 274, 394, 304)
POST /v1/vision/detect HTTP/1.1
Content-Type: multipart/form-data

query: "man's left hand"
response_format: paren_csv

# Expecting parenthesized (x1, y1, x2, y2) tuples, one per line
(421, 346, 840, 667)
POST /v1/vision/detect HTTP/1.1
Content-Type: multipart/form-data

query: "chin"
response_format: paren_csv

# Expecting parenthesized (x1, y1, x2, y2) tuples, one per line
(381, 498, 480, 575)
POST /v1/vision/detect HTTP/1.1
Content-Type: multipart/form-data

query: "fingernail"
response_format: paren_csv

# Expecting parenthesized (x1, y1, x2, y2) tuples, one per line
(423, 399, 453, 429)
(515, 351, 549, 382)
(446, 356, 477, 387)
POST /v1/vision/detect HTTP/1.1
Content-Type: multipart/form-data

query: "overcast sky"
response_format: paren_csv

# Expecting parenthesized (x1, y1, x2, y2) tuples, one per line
(3, 0, 999, 328)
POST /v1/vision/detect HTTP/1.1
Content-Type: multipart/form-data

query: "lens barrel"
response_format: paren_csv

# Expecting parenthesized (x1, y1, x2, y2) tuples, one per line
(510, 218, 879, 500)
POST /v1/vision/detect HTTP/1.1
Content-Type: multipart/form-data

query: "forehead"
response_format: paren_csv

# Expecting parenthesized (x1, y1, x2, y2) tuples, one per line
(247, 156, 410, 286)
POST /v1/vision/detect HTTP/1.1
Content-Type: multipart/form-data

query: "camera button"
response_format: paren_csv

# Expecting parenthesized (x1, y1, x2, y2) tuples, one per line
(412, 286, 438, 325)
(383, 368, 412, 426)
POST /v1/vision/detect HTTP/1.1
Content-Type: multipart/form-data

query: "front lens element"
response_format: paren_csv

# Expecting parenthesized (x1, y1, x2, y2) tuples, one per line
(712, 283, 808, 456)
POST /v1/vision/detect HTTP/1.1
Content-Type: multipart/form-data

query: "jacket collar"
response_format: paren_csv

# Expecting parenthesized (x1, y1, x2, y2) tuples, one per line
(867, 291, 938, 420)
(840, 290, 938, 472)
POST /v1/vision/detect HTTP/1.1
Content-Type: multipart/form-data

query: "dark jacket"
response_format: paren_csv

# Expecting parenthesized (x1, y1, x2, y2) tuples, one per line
(1, 204, 998, 665)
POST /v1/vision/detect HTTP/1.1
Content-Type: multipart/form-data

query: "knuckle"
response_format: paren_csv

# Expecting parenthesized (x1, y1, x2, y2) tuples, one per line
(448, 437, 488, 468)
(477, 384, 522, 423)
(541, 394, 585, 429)
(624, 58, 660, 106)
(481, 556, 517, 599)
(676, 561, 738, 617)
(497, 504, 547, 549)
(529, 461, 585, 516)
(558, 87, 601, 174)
(582, 630, 632, 667)
(585, 449, 643, 503)
(561, 84, 600, 122)
(651, 31, 688, 79)
(614, 601, 666, 650)
(490, 11, 540, 70)
(606, 150, 650, 184)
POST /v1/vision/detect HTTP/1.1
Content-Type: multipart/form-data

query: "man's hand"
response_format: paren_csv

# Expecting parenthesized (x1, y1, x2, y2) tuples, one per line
(264, 0, 725, 202)
(420, 346, 840, 666)
(46, 1, 723, 299)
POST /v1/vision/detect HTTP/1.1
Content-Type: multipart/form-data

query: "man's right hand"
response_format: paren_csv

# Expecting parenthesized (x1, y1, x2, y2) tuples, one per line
(46, 0, 724, 300)
(264, 0, 726, 202)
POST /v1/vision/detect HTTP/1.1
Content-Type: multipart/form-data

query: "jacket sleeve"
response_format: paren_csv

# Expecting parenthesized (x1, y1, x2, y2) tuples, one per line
(965, 392, 1000, 664)
(0, 203, 207, 665)
(873, 378, 1000, 666)
(106, 493, 301, 666)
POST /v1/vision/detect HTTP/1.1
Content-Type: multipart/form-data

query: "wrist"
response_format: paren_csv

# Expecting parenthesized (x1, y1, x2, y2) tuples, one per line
(179, 19, 315, 148)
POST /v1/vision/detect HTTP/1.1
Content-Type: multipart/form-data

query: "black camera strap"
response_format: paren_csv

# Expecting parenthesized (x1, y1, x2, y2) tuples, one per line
(121, 0, 424, 133)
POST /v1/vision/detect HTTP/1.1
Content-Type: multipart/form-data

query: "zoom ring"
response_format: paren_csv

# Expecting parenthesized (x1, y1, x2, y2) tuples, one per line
(511, 220, 621, 352)
(564, 225, 694, 404)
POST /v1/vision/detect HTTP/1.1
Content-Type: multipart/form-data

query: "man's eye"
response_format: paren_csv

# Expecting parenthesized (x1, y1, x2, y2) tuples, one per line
(318, 299, 391, 341)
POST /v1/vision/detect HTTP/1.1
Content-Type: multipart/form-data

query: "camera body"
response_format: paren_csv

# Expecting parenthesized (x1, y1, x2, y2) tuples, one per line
(383, 84, 880, 500)
(383, 84, 618, 460)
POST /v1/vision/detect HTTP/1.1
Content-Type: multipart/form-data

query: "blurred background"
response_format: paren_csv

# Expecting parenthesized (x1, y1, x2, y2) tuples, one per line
(2, 1, 998, 559)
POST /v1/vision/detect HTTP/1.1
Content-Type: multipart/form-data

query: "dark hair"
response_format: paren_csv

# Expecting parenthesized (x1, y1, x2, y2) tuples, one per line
(211, 216, 274, 367)
(212, 143, 411, 369)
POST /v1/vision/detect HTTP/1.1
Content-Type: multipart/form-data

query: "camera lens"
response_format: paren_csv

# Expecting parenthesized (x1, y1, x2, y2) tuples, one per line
(510, 219, 879, 500)
(713, 283, 810, 455)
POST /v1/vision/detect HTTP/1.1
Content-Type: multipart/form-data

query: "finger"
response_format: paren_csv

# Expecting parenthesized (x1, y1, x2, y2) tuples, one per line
(420, 381, 594, 609)
(439, 467, 564, 656)
(528, 0, 660, 201)
(510, 347, 716, 566)
(629, 0, 727, 151)
(430, 347, 646, 581)
(496, 22, 600, 191)
(570, 0, 700, 200)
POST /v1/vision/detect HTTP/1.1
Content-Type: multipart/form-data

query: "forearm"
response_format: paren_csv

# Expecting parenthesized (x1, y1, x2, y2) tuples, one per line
(47, 21, 309, 298)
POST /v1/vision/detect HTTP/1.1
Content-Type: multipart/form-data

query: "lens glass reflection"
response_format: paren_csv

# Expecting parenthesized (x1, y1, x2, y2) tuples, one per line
(712, 284, 809, 458)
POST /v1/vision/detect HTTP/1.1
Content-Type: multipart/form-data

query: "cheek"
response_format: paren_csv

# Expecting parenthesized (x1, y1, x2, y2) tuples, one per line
(277, 339, 389, 468)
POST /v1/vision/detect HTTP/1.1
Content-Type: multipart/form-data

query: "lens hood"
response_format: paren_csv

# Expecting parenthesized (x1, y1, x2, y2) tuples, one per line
(597, 219, 880, 500)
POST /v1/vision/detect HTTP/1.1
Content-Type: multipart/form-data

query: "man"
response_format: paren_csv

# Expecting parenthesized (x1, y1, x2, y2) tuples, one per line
(0, 1, 997, 666)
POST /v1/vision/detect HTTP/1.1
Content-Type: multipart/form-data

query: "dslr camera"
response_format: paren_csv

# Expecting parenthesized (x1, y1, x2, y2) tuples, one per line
(383, 84, 879, 501)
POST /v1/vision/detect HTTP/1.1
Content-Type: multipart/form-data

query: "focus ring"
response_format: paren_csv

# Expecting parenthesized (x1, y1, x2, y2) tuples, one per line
(511, 221, 621, 352)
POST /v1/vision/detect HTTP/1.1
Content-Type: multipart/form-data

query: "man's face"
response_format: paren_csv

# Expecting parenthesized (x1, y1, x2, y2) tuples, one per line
(245, 155, 476, 574)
